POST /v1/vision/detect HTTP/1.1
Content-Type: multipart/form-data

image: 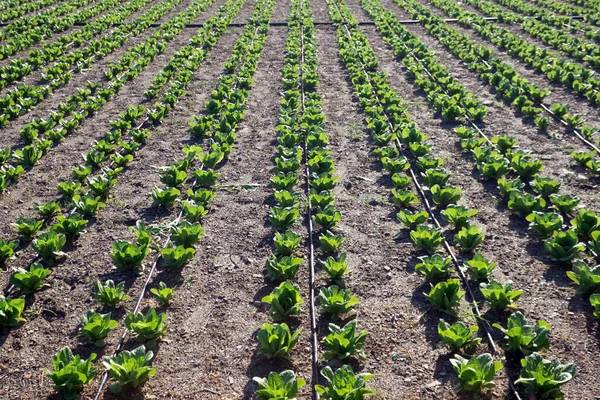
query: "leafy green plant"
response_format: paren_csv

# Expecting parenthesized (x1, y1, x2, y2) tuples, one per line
(73, 194, 105, 216)
(391, 173, 411, 189)
(320, 231, 345, 253)
(0, 239, 18, 264)
(265, 256, 302, 281)
(410, 225, 443, 254)
(0, 296, 25, 326)
(441, 206, 478, 229)
(589, 230, 600, 258)
(150, 282, 174, 305)
(9, 263, 51, 293)
(508, 192, 546, 217)
(276, 190, 301, 208)
(450, 353, 502, 396)
(493, 312, 550, 355)
(323, 320, 368, 361)
(454, 225, 485, 252)
(160, 165, 187, 187)
(526, 212, 564, 237)
(12, 217, 43, 241)
(253, 370, 305, 400)
(182, 200, 207, 223)
(103, 345, 156, 393)
(92, 280, 130, 308)
(396, 209, 428, 230)
(262, 281, 303, 321)
(152, 187, 180, 207)
(415, 254, 452, 281)
(315, 365, 374, 400)
(36, 201, 61, 218)
(321, 252, 349, 284)
(52, 214, 88, 240)
(465, 254, 496, 280)
(590, 294, 600, 317)
(430, 184, 461, 207)
(313, 206, 341, 230)
(273, 230, 301, 256)
(531, 177, 561, 197)
(32, 231, 66, 264)
(571, 210, 600, 238)
(438, 319, 481, 352)
(171, 221, 204, 248)
(270, 207, 299, 229)
(543, 230, 585, 262)
(194, 169, 221, 187)
(256, 322, 301, 359)
(80, 310, 118, 347)
(425, 279, 465, 315)
(497, 176, 524, 198)
(422, 168, 449, 188)
(111, 241, 149, 271)
(45, 347, 97, 399)
(318, 285, 358, 320)
(390, 189, 418, 207)
(566, 260, 600, 295)
(161, 245, 195, 268)
(480, 281, 523, 309)
(124, 308, 168, 347)
(515, 353, 575, 399)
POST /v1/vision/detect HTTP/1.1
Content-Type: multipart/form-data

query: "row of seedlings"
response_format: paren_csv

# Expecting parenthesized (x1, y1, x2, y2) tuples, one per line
(0, 0, 246, 334)
(43, 0, 277, 397)
(525, 0, 600, 27)
(357, 0, 586, 395)
(0, 0, 156, 89)
(390, 0, 600, 177)
(0, 0, 95, 33)
(252, 0, 307, 397)
(329, 0, 578, 398)
(0, 0, 213, 193)
(0, 0, 64, 22)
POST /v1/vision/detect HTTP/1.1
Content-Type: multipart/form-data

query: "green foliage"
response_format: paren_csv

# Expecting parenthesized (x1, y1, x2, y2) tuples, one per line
(425, 279, 465, 315)
(390, 189, 418, 207)
(480, 280, 523, 309)
(81, 310, 118, 347)
(320, 231, 345, 253)
(508, 192, 546, 217)
(0, 296, 25, 326)
(493, 312, 550, 355)
(410, 225, 443, 254)
(437, 319, 481, 351)
(9, 263, 51, 293)
(313, 206, 341, 230)
(526, 212, 564, 237)
(430, 184, 461, 207)
(160, 165, 187, 187)
(265, 255, 302, 281)
(465, 253, 496, 280)
(0, 238, 18, 264)
(124, 308, 168, 347)
(103, 345, 156, 393)
(36, 201, 61, 218)
(152, 187, 180, 207)
(150, 282, 174, 305)
(590, 294, 600, 317)
(531, 177, 561, 197)
(323, 320, 368, 361)
(441, 206, 477, 229)
(450, 353, 502, 395)
(182, 200, 207, 223)
(92, 280, 130, 308)
(454, 225, 485, 252)
(111, 241, 149, 271)
(32, 231, 66, 264)
(415, 254, 452, 281)
(161, 245, 195, 268)
(45, 347, 97, 400)
(12, 217, 43, 241)
(256, 322, 301, 359)
(566, 260, 600, 295)
(321, 252, 349, 283)
(515, 353, 575, 399)
(570, 209, 600, 238)
(262, 281, 303, 321)
(396, 209, 428, 230)
(253, 370, 305, 400)
(543, 230, 585, 262)
(73, 194, 105, 216)
(171, 221, 204, 248)
(497, 176, 524, 198)
(270, 207, 299, 229)
(52, 214, 88, 240)
(315, 365, 374, 400)
(187, 188, 216, 206)
(273, 230, 301, 256)
(318, 285, 358, 320)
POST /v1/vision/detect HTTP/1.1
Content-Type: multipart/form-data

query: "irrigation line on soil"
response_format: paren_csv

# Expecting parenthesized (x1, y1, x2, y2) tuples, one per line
(297, 0, 320, 396)
(330, 0, 524, 397)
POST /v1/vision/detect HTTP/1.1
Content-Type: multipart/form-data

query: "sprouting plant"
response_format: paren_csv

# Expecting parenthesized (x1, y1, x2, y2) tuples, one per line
(531, 177, 561, 198)
(313, 206, 341, 230)
(92, 280, 130, 308)
(150, 282, 174, 305)
(160, 165, 187, 187)
(9, 263, 51, 293)
(526, 212, 564, 237)
(318, 285, 358, 320)
(515, 353, 575, 399)
(396, 209, 429, 230)
(321, 252, 349, 284)
(322, 320, 368, 361)
(465, 254, 496, 280)
(12, 217, 43, 241)
(194, 169, 221, 187)
(152, 187, 180, 207)
(36, 201, 61, 218)
(410, 225, 443, 254)
(430, 184, 461, 207)
(320, 231, 345, 253)
(315, 366, 374, 400)
(590, 294, 600, 317)
(570, 209, 600, 238)
(52, 214, 88, 241)
(543, 230, 585, 262)
(171, 221, 204, 248)
(441, 206, 478, 229)
(508, 192, 546, 217)
(415, 254, 452, 281)
(390, 189, 419, 207)
(265, 256, 302, 281)
(80, 310, 118, 347)
(256, 322, 301, 359)
(391, 173, 411, 189)
(262, 281, 303, 321)
(45, 347, 97, 399)
(32, 231, 66, 265)
(422, 168, 449, 188)
(161, 245, 195, 269)
(566, 260, 600, 295)
(73, 194, 105, 216)
(124, 308, 168, 348)
(253, 370, 305, 400)
(480, 281, 523, 310)
(0, 296, 25, 327)
(103, 345, 156, 393)
(0, 239, 18, 265)
(270, 207, 299, 230)
(273, 230, 301, 256)
(425, 279, 465, 315)
(497, 176, 524, 198)
(493, 312, 550, 355)
(438, 319, 481, 352)
(111, 241, 149, 272)
(450, 353, 502, 396)
(182, 200, 207, 223)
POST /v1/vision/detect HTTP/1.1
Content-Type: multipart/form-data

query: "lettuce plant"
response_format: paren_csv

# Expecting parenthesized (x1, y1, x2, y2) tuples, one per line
(187, 188, 216, 205)
(9, 263, 51, 293)
(313, 206, 341, 230)
(318, 285, 358, 320)
(270, 207, 299, 230)
(497, 176, 524, 198)
(0, 238, 18, 264)
(390, 189, 418, 207)
(543, 230, 585, 262)
(73, 194, 105, 216)
(103, 345, 156, 393)
(45, 347, 97, 399)
(152, 187, 180, 207)
(450, 353, 502, 396)
(322, 320, 368, 361)
(422, 168, 449, 188)
(441, 206, 478, 229)
(493, 312, 550, 355)
(150, 282, 174, 305)
(276, 190, 301, 208)
(410, 225, 443, 254)
(526, 212, 563, 237)
(253, 370, 305, 400)
(92, 280, 130, 308)
(425, 279, 465, 315)
(111, 241, 148, 271)
(161, 245, 195, 268)
(589, 231, 600, 258)
(0, 296, 25, 326)
(271, 172, 298, 191)
(431, 184, 461, 207)
(124, 308, 168, 347)
(415, 254, 452, 281)
(12, 217, 43, 241)
(273, 231, 301, 256)
(88, 176, 116, 198)
(391, 173, 411, 189)
(515, 353, 575, 399)
(508, 192, 546, 217)
(571, 209, 600, 238)
(465, 254, 496, 280)
(262, 281, 303, 321)
(160, 165, 187, 187)
(256, 322, 301, 359)
(531, 177, 561, 197)
(52, 214, 88, 240)
(590, 294, 600, 317)
(320, 231, 345, 253)
(454, 226, 485, 252)
(438, 319, 481, 351)
(33, 231, 67, 265)
(182, 200, 207, 222)
(265, 256, 302, 281)
(171, 221, 204, 248)
(396, 209, 428, 230)
(480, 281, 523, 309)
(566, 260, 600, 295)
(36, 201, 61, 218)
(315, 365, 374, 400)
(321, 252, 349, 284)
(81, 310, 118, 347)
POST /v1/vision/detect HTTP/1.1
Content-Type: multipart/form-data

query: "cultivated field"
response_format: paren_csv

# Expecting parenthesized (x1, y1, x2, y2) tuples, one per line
(0, 0, 599, 398)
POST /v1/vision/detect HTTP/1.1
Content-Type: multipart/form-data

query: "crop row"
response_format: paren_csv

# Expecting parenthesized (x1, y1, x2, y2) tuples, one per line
(0, 0, 67, 24)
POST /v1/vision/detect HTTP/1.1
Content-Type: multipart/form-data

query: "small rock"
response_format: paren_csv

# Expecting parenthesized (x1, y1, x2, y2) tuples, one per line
(383, 266, 391, 272)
